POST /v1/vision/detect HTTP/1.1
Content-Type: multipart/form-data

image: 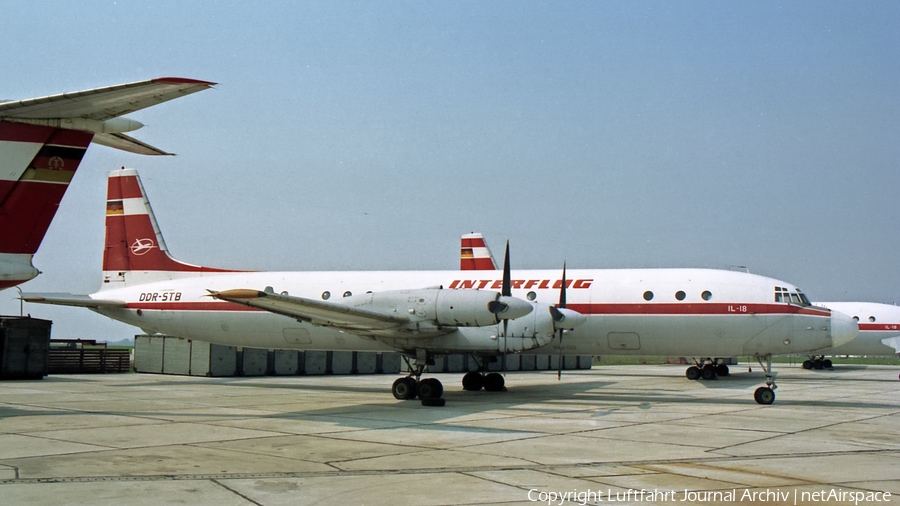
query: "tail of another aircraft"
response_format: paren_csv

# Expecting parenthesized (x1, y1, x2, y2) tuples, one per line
(102, 168, 237, 288)
(460, 233, 497, 270)
(0, 123, 93, 288)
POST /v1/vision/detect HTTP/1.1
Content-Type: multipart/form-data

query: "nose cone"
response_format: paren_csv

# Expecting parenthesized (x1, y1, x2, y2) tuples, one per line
(830, 310, 858, 348)
(492, 296, 534, 320)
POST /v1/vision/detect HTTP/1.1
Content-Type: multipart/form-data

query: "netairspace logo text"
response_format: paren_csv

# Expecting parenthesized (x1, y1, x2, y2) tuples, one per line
(526, 488, 892, 505)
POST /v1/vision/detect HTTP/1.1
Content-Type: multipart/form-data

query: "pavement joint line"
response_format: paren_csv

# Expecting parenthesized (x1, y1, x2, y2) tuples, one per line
(4, 448, 896, 485)
(209, 478, 265, 506)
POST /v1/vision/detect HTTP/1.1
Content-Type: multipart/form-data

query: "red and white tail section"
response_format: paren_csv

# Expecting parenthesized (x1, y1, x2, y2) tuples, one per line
(102, 168, 237, 287)
(0, 123, 93, 289)
(460, 233, 497, 271)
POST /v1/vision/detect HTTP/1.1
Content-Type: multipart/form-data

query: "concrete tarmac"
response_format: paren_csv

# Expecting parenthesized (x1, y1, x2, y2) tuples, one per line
(1, 364, 898, 505)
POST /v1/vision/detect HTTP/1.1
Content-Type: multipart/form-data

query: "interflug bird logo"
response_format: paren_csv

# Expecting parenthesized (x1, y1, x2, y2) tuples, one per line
(131, 238, 155, 256)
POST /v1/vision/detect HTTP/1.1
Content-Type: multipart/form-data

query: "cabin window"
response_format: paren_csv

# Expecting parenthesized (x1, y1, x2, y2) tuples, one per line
(852, 316, 859, 321)
(526, 291, 537, 301)
(701, 290, 712, 301)
(343, 291, 352, 298)
(869, 316, 876, 322)
(643, 291, 654, 301)
(322, 291, 331, 300)
(675, 290, 686, 301)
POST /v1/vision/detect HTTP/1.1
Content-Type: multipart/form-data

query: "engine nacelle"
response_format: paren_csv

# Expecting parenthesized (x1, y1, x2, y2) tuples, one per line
(356, 289, 532, 328)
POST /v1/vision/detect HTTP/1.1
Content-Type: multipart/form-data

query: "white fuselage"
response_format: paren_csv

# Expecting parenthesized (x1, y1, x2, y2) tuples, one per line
(91, 267, 856, 358)
(814, 302, 900, 356)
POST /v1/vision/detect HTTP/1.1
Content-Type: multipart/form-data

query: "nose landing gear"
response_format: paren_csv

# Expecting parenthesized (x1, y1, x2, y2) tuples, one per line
(753, 354, 776, 405)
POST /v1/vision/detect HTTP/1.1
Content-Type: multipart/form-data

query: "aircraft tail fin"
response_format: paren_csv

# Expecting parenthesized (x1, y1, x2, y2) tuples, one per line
(102, 168, 237, 288)
(460, 233, 498, 270)
(0, 122, 93, 288)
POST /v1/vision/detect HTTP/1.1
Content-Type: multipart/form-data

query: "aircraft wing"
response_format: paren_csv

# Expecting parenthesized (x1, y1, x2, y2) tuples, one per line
(0, 77, 215, 121)
(20, 293, 127, 309)
(208, 289, 412, 334)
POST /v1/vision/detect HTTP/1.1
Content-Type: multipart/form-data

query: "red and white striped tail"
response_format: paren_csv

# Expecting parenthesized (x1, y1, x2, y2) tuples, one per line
(0, 123, 92, 289)
(460, 232, 497, 271)
(0, 123, 92, 256)
(102, 168, 236, 287)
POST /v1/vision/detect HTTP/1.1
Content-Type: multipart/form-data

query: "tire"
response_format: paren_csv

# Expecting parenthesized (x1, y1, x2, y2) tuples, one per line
(462, 371, 484, 391)
(823, 359, 833, 369)
(417, 378, 443, 400)
(685, 366, 701, 380)
(715, 364, 730, 376)
(802, 360, 813, 370)
(392, 377, 417, 400)
(483, 372, 505, 392)
(813, 360, 824, 370)
(701, 367, 717, 380)
(754, 386, 775, 405)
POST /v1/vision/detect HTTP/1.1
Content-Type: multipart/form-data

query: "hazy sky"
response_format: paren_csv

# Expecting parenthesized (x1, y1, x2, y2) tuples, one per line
(3, 1, 898, 340)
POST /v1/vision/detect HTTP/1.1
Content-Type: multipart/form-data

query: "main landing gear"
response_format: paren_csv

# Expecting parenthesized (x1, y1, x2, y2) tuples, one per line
(461, 355, 507, 393)
(685, 358, 730, 381)
(392, 354, 446, 407)
(462, 371, 506, 392)
(802, 355, 833, 370)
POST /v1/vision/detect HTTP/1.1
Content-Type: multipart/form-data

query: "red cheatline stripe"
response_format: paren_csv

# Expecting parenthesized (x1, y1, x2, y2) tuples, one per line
(566, 303, 832, 317)
(858, 323, 900, 331)
(107, 175, 143, 200)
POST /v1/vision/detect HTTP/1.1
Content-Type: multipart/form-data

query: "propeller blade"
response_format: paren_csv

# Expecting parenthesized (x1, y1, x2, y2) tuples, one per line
(559, 261, 567, 308)
(487, 300, 508, 314)
(549, 306, 564, 322)
(557, 328, 564, 380)
(557, 261, 567, 380)
(502, 241, 511, 297)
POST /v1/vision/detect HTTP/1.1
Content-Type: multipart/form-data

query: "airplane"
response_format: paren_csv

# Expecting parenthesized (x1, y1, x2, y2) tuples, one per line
(0, 77, 214, 290)
(458, 233, 866, 389)
(801, 302, 900, 369)
(23, 169, 858, 405)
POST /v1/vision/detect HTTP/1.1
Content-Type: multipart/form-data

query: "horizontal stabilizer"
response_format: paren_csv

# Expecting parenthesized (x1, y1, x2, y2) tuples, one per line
(0, 77, 215, 121)
(93, 132, 172, 156)
(21, 292, 126, 309)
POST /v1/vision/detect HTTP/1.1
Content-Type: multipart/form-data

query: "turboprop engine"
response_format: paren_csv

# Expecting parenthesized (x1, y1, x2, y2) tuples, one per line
(495, 302, 588, 353)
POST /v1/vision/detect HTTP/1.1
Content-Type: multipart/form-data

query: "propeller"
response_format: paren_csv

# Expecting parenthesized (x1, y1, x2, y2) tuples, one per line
(554, 262, 567, 380)
(501, 241, 511, 337)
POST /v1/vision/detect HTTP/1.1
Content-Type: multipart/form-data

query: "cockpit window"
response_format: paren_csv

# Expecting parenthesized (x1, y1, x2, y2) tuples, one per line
(774, 287, 788, 303)
(774, 287, 811, 306)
